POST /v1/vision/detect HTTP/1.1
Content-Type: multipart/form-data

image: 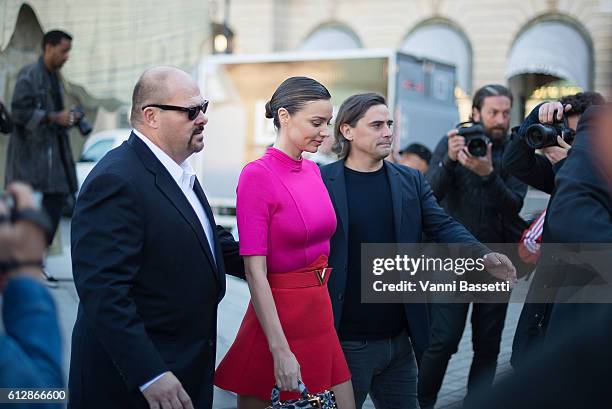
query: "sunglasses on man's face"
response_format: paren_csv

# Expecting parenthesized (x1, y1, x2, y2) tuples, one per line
(142, 101, 209, 120)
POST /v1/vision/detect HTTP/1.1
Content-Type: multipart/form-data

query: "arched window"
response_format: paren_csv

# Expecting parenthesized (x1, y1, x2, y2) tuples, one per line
(299, 24, 362, 51)
(401, 22, 472, 94)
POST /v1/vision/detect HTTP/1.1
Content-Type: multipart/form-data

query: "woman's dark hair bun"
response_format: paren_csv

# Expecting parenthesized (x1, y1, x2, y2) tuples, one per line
(264, 101, 274, 119)
(266, 76, 331, 129)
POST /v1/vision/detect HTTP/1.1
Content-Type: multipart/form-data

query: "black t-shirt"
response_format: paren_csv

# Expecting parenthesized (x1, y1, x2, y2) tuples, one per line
(338, 165, 408, 341)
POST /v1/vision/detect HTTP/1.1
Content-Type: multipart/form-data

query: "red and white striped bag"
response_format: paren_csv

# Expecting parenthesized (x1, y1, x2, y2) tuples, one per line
(518, 210, 546, 264)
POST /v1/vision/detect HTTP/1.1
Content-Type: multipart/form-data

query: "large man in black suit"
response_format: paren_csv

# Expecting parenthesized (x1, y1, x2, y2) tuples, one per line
(320, 93, 516, 409)
(69, 67, 243, 409)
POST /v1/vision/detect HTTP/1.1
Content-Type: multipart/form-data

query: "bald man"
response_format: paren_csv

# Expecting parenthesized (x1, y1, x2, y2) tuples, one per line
(69, 67, 244, 409)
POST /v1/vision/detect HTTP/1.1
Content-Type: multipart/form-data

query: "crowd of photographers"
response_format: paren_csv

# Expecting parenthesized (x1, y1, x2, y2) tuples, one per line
(421, 85, 611, 408)
(1, 28, 612, 409)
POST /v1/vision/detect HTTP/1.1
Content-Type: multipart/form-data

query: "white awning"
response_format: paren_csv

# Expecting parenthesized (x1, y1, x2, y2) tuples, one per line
(506, 21, 590, 89)
(401, 23, 472, 93)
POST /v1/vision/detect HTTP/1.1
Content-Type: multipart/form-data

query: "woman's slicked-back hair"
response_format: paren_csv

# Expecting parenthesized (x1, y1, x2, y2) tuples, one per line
(333, 93, 387, 159)
(265, 76, 331, 129)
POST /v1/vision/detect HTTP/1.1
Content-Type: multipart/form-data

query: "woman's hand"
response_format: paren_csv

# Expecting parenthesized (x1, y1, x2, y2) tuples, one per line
(272, 347, 301, 391)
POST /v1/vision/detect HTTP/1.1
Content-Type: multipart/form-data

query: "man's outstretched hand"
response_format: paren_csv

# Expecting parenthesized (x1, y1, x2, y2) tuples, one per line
(483, 252, 517, 285)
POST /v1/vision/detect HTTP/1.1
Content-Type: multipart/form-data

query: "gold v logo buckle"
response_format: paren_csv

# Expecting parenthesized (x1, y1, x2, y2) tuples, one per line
(316, 268, 328, 285)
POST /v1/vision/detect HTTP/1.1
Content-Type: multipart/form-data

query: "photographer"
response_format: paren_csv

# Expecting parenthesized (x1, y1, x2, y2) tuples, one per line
(504, 92, 605, 369)
(421, 85, 527, 409)
(503, 92, 605, 194)
(464, 102, 612, 409)
(0, 183, 63, 407)
(4, 30, 89, 253)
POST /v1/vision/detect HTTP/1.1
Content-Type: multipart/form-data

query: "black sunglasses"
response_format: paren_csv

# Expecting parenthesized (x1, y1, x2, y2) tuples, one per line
(142, 101, 209, 120)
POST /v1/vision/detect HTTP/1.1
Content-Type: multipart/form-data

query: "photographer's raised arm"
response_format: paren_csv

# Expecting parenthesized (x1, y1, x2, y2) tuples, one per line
(503, 102, 558, 194)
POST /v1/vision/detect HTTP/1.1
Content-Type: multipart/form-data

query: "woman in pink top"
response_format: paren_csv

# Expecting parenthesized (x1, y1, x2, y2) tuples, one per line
(215, 77, 355, 409)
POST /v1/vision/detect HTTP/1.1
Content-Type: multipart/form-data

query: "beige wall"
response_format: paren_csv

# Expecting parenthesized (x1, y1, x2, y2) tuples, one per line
(228, 0, 612, 97)
(1, 0, 212, 103)
(0, 1, 212, 186)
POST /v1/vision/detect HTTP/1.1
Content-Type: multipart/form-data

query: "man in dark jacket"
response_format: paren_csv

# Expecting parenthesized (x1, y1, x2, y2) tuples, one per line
(543, 104, 612, 333)
(69, 66, 244, 409)
(321, 93, 516, 409)
(503, 92, 605, 368)
(421, 85, 527, 408)
(5, 30, 80, 243)
(464, 104, 612, 409)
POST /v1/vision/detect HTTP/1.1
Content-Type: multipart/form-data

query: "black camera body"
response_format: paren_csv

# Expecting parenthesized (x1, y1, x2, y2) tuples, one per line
(71, 106, 93, 136)
(0, 191, 52, 247)
(525, 111, 575, 149)
(457, 122, 489, 157)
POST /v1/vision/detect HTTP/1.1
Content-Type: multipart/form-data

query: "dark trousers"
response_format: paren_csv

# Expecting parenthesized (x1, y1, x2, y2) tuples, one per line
(341, 330, 419, 409)
(418, 302, 508, 408)
(42, 193, 66, 245)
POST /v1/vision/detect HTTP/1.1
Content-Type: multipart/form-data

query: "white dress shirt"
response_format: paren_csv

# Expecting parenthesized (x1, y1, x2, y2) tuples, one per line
(133, 129, 217, 392)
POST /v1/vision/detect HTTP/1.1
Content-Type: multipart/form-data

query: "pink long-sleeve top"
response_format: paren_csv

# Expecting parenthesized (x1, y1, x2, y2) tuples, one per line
(236, 147, 337, 274)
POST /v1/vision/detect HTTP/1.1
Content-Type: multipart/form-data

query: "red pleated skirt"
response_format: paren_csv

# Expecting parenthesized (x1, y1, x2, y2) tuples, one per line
(214, 255, 351, 401)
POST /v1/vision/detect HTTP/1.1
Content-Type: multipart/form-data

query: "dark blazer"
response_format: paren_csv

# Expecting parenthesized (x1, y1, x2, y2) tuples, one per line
(68, 133, 243, 409)
(0, 277, 63, 409)
(320, 160, 487, 361)
(544, 107, 612, 334)
(546, 107, 612, 244)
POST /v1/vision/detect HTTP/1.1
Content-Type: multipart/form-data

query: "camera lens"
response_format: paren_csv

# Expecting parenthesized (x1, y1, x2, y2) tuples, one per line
(529, 129, 544, 146)
(467, 137, 488, 157)
(525, 124, 558, 149)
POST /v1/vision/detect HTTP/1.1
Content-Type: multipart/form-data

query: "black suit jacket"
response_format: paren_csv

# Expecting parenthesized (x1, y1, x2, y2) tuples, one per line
(68, 133, 243, 409)
(320, 160, 487, 361)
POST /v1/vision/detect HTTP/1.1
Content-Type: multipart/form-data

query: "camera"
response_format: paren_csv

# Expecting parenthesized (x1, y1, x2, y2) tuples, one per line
(71, 106, 93, 136)
(525, 111, 575, 149)
(0, 190, 50, 250)
(456, 122, 489, 157)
